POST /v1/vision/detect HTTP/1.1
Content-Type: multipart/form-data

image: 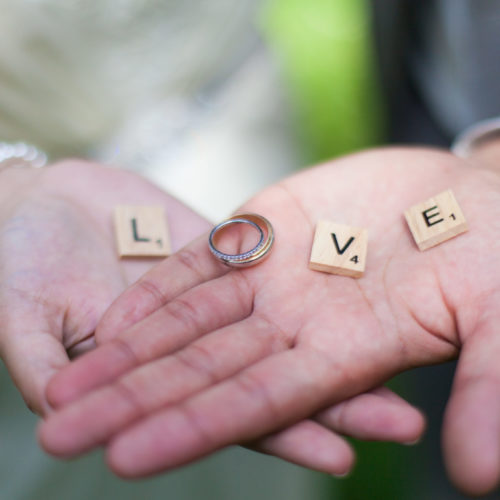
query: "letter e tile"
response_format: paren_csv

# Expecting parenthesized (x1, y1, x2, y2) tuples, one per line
(114, 205, 171, 258)
(309, 221, 368, 278)
(404, 190, 468, 251)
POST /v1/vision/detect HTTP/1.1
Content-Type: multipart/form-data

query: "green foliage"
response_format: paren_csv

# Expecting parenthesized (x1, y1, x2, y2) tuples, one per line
(261, 0, 386, 164)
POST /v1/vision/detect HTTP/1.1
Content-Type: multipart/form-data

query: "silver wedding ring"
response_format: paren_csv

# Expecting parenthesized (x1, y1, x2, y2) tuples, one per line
(209, 213, 274, 267)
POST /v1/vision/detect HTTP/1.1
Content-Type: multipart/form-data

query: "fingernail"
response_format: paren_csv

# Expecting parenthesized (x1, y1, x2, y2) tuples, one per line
(403, 438, 421, 446)
(332, 471, 350, 478)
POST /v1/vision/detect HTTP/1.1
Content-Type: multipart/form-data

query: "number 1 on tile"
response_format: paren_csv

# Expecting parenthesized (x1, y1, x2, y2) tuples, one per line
(404, 190, 468, 251)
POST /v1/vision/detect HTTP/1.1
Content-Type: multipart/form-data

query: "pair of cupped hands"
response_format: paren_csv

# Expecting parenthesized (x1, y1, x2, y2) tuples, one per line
(2, 145, 500, 496)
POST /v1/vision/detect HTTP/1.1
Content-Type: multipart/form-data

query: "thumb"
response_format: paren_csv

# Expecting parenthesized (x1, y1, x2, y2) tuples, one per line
(442, 309, 500, 496)
(0, 301, 70, 416)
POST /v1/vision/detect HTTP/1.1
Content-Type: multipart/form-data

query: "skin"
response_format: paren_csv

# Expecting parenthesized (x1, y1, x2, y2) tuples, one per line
(466, 134, 500, 173)
(0, 160, 208, 414)
(38, 145, 500, 496)
(0, 160, 423, 474)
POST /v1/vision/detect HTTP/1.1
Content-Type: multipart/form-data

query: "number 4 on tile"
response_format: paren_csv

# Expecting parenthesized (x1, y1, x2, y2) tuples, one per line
(309, 221, 368, 278)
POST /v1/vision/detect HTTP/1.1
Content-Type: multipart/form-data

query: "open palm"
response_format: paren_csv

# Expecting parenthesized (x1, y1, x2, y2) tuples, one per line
(0, 160, 209, 414)
(1, 159, 422, 473)
(40, 147, 499, 494)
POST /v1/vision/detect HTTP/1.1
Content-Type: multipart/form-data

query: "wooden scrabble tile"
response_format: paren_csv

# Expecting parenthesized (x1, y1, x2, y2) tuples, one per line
(404, 189, 468, 251)
(114, 205, 171, 258)
(309, 221, 368, 278)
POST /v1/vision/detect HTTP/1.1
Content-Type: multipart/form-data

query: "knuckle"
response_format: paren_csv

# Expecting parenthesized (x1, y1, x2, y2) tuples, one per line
(136, 279, 168, 310)
(317, 401, 347, 431)
(235, 372, 280, 423)
(179, 402, 216, 448)
(112, 337, 142, 367)
(113, 377, 147, 417)
(175, 343, 219, 385)
(166, 297, 200, 331)
(227, 273, 253, 318)
(175, 247, 207, 281)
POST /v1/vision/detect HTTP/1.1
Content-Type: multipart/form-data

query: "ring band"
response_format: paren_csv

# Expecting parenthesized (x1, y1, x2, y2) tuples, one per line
(209, 213, 274, 267)
(209, 218, 265, 263)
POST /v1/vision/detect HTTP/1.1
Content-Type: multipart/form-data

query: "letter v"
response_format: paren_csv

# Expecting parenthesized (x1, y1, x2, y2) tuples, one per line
(331, 233, 355, 255)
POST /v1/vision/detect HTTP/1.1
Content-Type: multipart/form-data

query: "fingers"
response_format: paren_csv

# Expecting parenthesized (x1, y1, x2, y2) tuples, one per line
(251, 420, 355, 476)
(100, 350, 359, 477)
(41, 349, 332, 475)
(316, 387, 425, 444)
(46, 272, 254, 408)
(95, 236, 227, 344)
(443, 322, 500, 496)
(0, 304, 69, 415)
(250, 386, 424, 476)
(40, 316, 281, 455)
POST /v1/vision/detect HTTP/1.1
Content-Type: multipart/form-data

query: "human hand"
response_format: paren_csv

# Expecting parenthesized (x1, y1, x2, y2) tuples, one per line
(40, 147, 497, 492)
(0, 160, 209, 415)
(0, 159, 424, 473)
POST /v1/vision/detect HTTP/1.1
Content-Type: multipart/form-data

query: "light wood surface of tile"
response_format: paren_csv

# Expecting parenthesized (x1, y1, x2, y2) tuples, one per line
(309, 220, 368, 278)
(404, 190, 468, 251)
(114, 205, 171, 258)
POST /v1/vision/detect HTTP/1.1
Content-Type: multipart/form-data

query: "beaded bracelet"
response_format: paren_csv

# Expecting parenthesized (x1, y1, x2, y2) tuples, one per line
(0, 142, 47, 171)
